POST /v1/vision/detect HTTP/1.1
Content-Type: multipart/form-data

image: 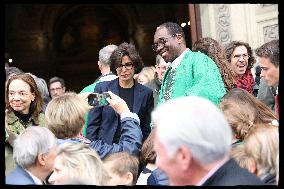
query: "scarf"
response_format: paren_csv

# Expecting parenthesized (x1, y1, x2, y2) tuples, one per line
(234, 70, 255, 94)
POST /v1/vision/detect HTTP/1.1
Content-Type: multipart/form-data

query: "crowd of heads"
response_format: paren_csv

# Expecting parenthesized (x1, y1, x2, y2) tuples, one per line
(5, 21, 279, 186)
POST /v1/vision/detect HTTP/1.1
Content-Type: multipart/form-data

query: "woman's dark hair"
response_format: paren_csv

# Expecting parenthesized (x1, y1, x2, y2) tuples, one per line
(110, 42, 144, 75)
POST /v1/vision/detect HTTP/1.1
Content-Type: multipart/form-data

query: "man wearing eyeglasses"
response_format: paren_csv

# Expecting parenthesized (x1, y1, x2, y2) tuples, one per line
(153, 22, 226, 106)
(224, 41, 256, 94)
(86, 42, 154, 146)
(48, 76, 66, 99)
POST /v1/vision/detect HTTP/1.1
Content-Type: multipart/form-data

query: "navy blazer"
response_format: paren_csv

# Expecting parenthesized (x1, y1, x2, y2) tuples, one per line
(202, 158, 264, 186)
(86, 78, 154, 144)
(6, 165, 36, 185)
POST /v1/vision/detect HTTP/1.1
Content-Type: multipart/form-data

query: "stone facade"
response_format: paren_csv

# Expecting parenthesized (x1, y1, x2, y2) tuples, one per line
(199, 4, 278, 49)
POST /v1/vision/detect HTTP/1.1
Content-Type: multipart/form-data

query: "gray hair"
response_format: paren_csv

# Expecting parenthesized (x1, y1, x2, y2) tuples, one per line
(27, 73, 50, 101)
(49, 76, 65, 88)
(13, 126, 56, 168)
(152, 96, 232, 166)
(99, 44, 118, 66)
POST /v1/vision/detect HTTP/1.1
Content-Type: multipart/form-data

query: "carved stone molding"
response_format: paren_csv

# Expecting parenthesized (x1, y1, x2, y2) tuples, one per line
(216, 4, 232, 45)
(263, 24, 279, 43)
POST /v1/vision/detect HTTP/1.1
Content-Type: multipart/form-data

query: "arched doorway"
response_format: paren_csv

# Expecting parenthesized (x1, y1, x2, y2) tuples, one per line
(51, 5, 129, 92)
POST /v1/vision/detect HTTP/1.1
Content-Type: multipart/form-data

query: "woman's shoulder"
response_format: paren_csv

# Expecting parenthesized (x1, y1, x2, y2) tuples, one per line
(35, 112, 46, 126)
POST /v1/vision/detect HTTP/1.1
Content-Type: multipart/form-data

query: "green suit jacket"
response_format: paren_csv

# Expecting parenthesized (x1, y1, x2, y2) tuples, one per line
(159, 50, 226, 105)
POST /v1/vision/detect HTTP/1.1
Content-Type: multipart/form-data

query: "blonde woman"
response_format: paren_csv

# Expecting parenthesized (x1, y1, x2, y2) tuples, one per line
(45, 91, 143, 159)
(137, 66, 156, 85)
(243, 124, 279, 185)
(48, 143, 109, 185)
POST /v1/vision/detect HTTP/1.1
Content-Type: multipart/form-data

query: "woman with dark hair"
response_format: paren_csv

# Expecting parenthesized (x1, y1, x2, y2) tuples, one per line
(224, 41, 256, 94)
(192, 37, 235, 92)
(86, 42, 154, 145)
(5, 73, 46, 175)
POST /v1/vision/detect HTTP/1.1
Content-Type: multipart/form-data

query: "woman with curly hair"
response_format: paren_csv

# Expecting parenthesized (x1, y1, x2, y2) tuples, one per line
(192, 37, 235, 92)
(224, 41, 256, 94)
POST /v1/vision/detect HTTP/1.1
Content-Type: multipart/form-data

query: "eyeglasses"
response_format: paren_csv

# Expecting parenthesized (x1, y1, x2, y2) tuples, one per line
(116, 62, 134, 71)
(152, 34, 176, 52)
(232, 53, 250, 60)
(50, 87, 63, 92)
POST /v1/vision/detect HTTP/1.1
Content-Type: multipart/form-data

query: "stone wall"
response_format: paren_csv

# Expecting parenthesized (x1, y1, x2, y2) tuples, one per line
(199, 4, 278, 49)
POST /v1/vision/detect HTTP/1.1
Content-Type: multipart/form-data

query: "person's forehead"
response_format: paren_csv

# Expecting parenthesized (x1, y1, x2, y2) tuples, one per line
(9, 79, 30, 89)
(54, 155, 65, 168)
(50, 81, 62, 88)
(259, 57, 274, 66)
(154, 27, 170, 39)
(233, 45, 248, 53)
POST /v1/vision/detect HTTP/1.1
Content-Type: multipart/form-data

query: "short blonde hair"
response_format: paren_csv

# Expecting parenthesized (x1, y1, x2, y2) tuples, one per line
(244, 124, 279, 177)
(58, 143, 109, 185)
(103, 152, 139, 185)
(45, 92, 89, 139)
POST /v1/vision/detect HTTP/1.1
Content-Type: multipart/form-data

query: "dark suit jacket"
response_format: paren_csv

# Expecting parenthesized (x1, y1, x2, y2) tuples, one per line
(86, 78, 154, 144)
(6, 165, 36, 185)
(202, 158, 265, 186)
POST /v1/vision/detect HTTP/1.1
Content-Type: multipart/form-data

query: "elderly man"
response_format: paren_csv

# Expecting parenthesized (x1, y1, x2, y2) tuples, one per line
(255, 39, 279, 119)
(6, 127, 57, 185)
(151, 96, 264, 186)
(80, 44, 118, 93)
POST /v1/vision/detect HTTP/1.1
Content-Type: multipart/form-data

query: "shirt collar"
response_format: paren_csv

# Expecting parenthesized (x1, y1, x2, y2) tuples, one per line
(170, 48, 190, 70)
(25, 169, 43, 185)
(196, 156, 230, 186)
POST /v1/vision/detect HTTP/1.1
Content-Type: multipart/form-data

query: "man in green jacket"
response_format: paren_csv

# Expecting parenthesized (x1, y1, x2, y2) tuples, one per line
(152, 22, 226, 105)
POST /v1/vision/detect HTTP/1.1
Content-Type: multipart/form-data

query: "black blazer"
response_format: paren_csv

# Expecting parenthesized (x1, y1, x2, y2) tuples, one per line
(202, 158, 265, 186)
(86, 78, 154, 144)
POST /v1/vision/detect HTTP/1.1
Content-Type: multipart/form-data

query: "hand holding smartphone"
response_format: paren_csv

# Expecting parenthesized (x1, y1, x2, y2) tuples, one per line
(87, 92, 111, 107)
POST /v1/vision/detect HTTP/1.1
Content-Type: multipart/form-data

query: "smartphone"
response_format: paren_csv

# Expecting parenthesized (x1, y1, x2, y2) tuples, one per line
(88, 92, 111, 107)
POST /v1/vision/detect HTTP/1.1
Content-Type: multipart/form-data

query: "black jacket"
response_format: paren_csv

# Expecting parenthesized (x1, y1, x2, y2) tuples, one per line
(202, 158, 265, 186)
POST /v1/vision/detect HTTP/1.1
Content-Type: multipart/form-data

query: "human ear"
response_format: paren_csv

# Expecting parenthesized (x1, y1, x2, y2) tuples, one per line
(177, 146, 192, 171)
(124, 172, 134, 186)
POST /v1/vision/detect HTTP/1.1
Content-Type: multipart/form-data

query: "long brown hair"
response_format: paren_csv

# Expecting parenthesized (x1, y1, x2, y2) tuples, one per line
(6, 73, 43, 117)
(221, 88, 277, 123)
